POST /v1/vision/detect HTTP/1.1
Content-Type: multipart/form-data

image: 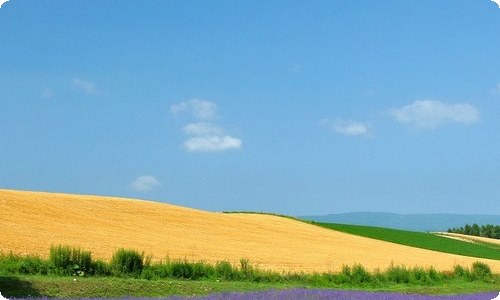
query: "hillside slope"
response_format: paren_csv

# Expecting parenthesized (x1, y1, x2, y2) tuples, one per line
(301, 212, 500, 232)
(1, 189, 499, 273)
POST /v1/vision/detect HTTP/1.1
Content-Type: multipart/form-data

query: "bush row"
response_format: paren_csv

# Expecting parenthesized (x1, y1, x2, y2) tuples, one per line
(448, 223, 500, 239)
(0, 245, 494, 286)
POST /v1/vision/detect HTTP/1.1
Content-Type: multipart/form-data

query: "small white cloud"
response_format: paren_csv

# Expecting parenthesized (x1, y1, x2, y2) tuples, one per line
(131, 175, 161, 192)
(183, 122, 225, 136)
(390, 100, 479, 129)
(0, 0, 10, 8)
(170, 99, 217, 120)
(320, 119, 370, 137)
(72, 78, 97, 95)
(182, 122, 242, 152)
(172, 99, 242, 153)
(492, 0, 500, 9)
(333, 120, 370, 136)
(184, 135, 242, 152)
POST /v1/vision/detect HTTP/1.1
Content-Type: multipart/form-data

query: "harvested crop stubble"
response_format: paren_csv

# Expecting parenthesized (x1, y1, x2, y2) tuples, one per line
(1, 189, 499, 273)
(436, 232, 500, 246)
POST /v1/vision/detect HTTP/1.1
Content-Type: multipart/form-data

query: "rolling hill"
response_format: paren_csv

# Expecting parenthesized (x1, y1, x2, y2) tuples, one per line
(1, 189, 499, 273)
(300, 212, 500, 232)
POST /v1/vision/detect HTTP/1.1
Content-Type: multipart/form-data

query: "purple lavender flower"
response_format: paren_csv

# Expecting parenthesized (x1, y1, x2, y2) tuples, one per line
(166, 289, 499, 300)
(9, 290, 500, 300)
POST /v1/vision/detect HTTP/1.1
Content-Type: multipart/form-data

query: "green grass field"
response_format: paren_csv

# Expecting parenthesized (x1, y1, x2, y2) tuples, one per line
(2, 275, 499, 298)
(315, 222, 500, 260)
(0, 275, 293, 298)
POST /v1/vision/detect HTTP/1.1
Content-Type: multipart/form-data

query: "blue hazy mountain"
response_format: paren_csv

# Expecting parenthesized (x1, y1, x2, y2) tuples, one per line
(299, 212, 500, 232)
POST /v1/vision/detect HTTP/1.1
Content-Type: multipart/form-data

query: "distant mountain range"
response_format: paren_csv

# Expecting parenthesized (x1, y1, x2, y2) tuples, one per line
(299, 212, 500, 232)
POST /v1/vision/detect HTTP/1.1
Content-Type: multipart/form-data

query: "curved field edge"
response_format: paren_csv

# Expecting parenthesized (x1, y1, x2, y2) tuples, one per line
(2, 189, 500, 273)
(435, 232, 500, 248)
(224, 212, 500, 261)
(313, 223, 500, 261)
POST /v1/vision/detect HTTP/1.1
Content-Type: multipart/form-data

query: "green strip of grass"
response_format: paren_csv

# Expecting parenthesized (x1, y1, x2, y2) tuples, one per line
(0, 275, 293, 298)
(1, 275, 499, 298)
(315, 223, 500, 260)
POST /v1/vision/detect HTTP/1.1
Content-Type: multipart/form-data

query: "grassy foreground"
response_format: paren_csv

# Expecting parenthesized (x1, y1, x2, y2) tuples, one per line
(315, 222, 500, 260)
(1, 245, 499, 298)
(1, 275, 499, 298)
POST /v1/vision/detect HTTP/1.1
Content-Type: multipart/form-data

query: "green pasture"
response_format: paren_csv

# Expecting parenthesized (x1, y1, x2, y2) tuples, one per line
(314, 222, 500, 260)
(1, 275, 499, 298)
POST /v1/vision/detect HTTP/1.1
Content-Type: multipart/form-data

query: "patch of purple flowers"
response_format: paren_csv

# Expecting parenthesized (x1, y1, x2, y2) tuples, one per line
(9, 290, 499, 300)
(166, 289, 499, 300)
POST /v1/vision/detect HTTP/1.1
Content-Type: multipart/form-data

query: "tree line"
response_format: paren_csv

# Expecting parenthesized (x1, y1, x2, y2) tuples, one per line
(447, 223, 500, 239)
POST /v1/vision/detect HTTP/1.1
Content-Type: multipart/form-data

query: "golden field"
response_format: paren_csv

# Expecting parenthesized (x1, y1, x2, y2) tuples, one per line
(1, 189, 499, 273)
(436, 232, 500, 246)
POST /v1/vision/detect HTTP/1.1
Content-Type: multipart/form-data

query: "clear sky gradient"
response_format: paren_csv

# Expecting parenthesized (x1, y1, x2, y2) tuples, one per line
(1, 0, 500, 215)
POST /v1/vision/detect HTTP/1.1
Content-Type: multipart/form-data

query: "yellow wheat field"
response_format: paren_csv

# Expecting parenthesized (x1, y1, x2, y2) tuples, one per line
(435, 232, 500, 246)
(1, 189, 499, 273)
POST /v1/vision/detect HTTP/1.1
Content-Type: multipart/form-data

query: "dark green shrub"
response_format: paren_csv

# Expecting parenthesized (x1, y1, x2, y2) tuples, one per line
(351, 264, 371, 284)
(386, 264, 410, 283)
(110, 248, 144, 276)
(341, 265, 351, 277)
(141, 267, 156, 280)
(239, 258, 255, 280)
(409, 266, 428, 284)
(283, 271, 303, 283)
(470, 261, 492, 280)
(142, 263, 171, 279)
(256, 270, 283, 283)
(427, 266, 442, 282)
(192, 261, 215, 279)
(49, 245, 92, 276)
(307, 273, 328, 286)
(453, 265, 470, 279)
(371, 268, 385, 285)
(0, 253, 49, 275)
(20, 256, 49, 275)
(215, 260, 234, 280)
(91, 259, 111, 276)
(171, 259, 194, 279)
(328, 265, 353, 284)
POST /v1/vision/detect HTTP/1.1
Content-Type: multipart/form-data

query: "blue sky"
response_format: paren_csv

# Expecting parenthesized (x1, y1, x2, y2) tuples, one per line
(1, 0, 500, 215)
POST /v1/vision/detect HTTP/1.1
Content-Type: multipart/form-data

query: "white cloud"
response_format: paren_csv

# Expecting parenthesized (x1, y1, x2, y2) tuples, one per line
(320, 119, 370, 137)
(389, 100, 479, 129)
(72, 78, 97, 95)
(183, 122, 225, 136)
(0, 0, 10, 8)
(333, 120, 370, 136)
(182, 122, 241, 152)
(170, 99, 217, 120)
(492, 0, 500, 9)
(131, 175, 161, 192)
(184, 135, 242, 152)
(172, 99, 242, 153)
